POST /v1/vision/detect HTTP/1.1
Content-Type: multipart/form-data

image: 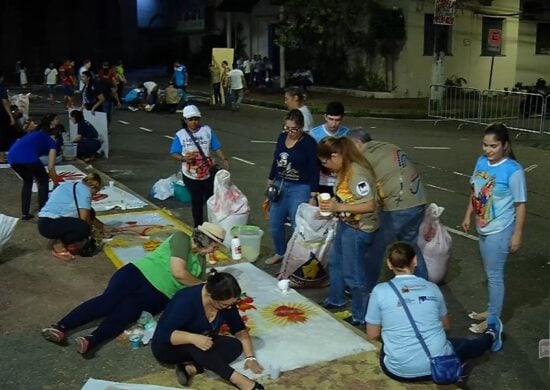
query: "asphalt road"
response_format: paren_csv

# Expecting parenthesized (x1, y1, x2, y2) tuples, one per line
(1, 91, 549, 389)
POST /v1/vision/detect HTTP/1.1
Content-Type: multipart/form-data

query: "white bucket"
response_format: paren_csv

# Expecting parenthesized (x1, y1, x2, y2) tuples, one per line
(62, 143, 77, 161)
(230, 225, 264, 262)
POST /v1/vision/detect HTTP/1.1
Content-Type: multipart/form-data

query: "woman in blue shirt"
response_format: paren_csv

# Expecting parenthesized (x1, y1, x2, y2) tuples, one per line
(69, 110, 101, 162)
(152, 270, 264, 389)
(264, 109, 320, 264)
(8, 114, 58, 220)
(461, 123, 527, 338)
(38, 172, 103, 261)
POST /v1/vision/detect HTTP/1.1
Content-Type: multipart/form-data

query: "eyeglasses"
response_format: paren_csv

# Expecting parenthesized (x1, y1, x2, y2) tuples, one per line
(282, 125, 302, 133)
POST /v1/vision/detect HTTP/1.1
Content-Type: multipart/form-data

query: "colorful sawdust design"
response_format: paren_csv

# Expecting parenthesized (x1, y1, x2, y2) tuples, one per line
(220, 294, 258, 336)
(260, 302, 319, 326)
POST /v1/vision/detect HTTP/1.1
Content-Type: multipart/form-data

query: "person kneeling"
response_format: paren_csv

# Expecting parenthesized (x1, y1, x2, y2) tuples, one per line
(365, 242, 503, 383)
(151, 270, 264, 389)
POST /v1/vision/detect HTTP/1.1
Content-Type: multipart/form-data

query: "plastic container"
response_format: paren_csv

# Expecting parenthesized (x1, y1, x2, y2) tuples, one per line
(230, 225, 263, 262)
(174, 180, 191, 203)
(231, 236, 242, 260)
(62, 143, 77, 161)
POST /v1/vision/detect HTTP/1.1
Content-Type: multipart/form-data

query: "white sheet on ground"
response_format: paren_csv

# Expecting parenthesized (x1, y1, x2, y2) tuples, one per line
(93, 185, 147, 211)
(81, 378, 190, 390)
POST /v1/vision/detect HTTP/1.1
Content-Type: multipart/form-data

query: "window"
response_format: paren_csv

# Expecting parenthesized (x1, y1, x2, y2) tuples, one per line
(481, 17, 504, 56)
(536, 23, 550, 54)
(424, 14, 453, 56)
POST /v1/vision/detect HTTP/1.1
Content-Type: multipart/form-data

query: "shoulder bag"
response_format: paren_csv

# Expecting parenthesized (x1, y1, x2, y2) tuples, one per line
(185, 128, 221, 177)
(388, 280, 463, 385)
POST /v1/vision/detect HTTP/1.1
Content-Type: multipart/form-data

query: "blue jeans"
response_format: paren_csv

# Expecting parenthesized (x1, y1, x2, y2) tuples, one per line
(479, 223, 514, 318)
(327, 221, 376, 323)
(268, 181, 310, 256)
(367, 205, 428, 283)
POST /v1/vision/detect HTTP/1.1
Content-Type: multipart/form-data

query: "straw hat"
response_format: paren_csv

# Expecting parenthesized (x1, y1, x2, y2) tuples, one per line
(197, 222, 225, 245)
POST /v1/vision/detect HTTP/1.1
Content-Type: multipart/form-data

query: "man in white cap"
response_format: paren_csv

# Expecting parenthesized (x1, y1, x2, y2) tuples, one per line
(170, 105, 229, 226)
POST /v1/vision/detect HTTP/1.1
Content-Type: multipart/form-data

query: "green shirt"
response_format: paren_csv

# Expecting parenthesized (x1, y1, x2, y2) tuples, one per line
(364, 141, 427, 211)
(133, 231, 204, 299)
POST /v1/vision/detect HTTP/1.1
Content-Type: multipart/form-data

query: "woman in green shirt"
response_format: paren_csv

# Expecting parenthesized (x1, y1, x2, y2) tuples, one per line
(41, 222, 225, 355)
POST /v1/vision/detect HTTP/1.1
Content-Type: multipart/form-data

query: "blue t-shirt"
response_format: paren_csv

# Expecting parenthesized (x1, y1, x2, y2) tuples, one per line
(469, 156, 526, 235)
(268, 132, 320, 191)
(39, 181, 92, 218)
(152, 284, 245, 345)
(172, 65, 187, 87)
(365, 275, 454, 378)
(8, 131, 57, 164)
(309, 124, 349, 143)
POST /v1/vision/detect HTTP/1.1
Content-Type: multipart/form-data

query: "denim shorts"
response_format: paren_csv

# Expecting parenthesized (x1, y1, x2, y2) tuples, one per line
(47, 84, 55, 93)
(63, 85, 75, 97)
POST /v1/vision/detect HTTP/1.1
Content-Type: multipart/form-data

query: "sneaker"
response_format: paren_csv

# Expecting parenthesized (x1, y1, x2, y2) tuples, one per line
(41, 325, 65, 344)
(487, 316, 503, 352)
(468, 319, 487, 334)
(344, 316, 365, 327)
(75, 336, 91, 354)
(264, 254, 283, 265)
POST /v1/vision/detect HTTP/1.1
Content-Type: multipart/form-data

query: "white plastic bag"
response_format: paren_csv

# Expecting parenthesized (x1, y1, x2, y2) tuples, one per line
(0, 214, 19, 253)
(279, 203, 336, 288)
(9, 93, 30, 119)
(207, 170, 250, 246)
(417, 203, 452, 284)
(150, 174, 177, 200)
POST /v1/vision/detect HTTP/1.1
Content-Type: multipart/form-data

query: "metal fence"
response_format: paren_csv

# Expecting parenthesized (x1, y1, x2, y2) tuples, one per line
(428, 85, 548, 134)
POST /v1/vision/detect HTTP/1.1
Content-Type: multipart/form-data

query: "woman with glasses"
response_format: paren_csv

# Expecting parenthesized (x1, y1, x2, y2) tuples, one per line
(42, 223, 225, 356)
(37, 172, 104, 261)
(152, 269, 264, 389)
(264, 109, 320, 265)
(170, 105, 229, 227)
(317, 136, 379, 326)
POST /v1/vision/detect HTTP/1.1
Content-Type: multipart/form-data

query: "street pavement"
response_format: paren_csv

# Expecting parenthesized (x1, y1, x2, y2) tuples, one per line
(0, 84, 549, 389)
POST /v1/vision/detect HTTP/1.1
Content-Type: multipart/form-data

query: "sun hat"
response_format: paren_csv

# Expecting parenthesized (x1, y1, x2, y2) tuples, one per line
(183, 105, 202, 119)
(197, 222, 225, 245)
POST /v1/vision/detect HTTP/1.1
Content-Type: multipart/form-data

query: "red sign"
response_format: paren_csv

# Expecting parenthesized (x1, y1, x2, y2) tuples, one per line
(487, 28, 502, 53)
(434, 0, 456, 26)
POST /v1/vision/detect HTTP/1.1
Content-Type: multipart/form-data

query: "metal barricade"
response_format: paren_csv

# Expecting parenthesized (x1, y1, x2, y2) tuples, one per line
(428, 85, 482, 124)
(544, 96, 550, 135)
(479, 89, 545, 134)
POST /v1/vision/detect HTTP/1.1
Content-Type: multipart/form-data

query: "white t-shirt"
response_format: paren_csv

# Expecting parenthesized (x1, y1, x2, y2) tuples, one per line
(243, 60, 252, 73)
(143, 81, 158, 95)
(228, 69, 245, 90)
(78, 66, 88, 90)
(44, 68, 58, 85)
(299, 105, 314, 133)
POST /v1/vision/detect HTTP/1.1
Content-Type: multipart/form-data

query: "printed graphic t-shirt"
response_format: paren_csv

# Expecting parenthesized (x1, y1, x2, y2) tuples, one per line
(310, 124, 349, 186)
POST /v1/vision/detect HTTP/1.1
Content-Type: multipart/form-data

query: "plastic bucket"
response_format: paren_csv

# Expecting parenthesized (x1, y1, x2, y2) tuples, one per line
(174, 180, 191, 203)
(230, 225, 264, 262)
(62, 143, 77, 161)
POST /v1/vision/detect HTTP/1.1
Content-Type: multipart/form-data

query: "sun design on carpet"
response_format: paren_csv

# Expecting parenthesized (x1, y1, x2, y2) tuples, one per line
(261, 302, 319, 325)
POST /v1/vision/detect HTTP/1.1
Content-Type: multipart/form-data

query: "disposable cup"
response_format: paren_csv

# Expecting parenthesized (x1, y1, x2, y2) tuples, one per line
(109, 180, 115, 188)
(318, 193, 332, 217)
(277, 279, 290, 292)
(269, 364, 280, 380)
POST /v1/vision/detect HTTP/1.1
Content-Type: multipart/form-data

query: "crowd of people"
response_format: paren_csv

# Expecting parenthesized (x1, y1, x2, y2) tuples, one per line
(0, 58, 527, 387)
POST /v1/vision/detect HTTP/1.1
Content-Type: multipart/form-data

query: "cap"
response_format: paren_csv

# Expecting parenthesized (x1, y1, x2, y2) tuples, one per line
(183, 105, 202, 119)
(197, 222, 225, 245)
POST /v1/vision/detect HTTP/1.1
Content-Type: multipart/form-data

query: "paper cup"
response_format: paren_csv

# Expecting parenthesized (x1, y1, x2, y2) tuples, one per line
(109, 180, 115, 188)
(269, 364, 281, 380)
(318, 193, 332, 217)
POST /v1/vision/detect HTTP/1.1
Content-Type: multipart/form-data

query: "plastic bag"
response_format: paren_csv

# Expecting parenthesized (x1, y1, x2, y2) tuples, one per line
(207, 170, 250, 246)
(150, 174, 177, 200)
(278, 203, 336, 288)
(9, 93, 30, 119)
(417, 203, 452, 284)
(0, 213, 19, 253)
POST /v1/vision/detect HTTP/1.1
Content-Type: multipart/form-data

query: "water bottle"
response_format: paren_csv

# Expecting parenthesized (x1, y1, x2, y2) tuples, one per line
(231, 235, 242, 261)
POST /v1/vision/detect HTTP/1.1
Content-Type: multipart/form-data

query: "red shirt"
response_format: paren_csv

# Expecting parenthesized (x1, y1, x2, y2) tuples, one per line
(59, 64, 76, 86)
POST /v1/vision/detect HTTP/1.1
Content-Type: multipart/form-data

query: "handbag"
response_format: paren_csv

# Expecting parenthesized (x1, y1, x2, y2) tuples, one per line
(185, 128, 220, 177)
(72, 183, 99, 257)
(388, 280, 463, 385)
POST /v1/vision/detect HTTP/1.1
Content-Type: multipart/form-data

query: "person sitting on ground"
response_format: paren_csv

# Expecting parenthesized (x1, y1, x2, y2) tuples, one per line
(123, 88, 144, 111)
(69, 110, 101, 162)
(37, 172, 105, 261)
(41, 223, 225, 355)
(365, 241, 503, 383)
(143, 80, 159, 106)
(151, 269, 264, 389)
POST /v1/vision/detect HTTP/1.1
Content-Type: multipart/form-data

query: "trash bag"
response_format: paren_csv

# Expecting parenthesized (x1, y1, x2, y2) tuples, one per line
(150, 174, 177, 200)
(278, 203, 336, 288)
(9, 93, 30, 119)
(417, 203, 452, 284)
(0, 213, 19, 253)
(207, 169, 250, 247)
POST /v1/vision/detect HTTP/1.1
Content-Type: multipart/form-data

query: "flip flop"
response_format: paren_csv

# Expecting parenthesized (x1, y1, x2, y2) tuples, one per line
(51, 249, 75, 261)
(467, 311, 488, 321)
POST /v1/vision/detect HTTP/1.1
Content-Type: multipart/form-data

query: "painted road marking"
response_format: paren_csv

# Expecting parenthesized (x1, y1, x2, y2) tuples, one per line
(413, 146, 451, 150)
(251, 140, 276, 144)
(164, 135, 175, 140)
(139, 127, 153, 132)
(453, 171, 470, 178)
(232, 157, 256, 165)
(118, 120, 130, 125)
(525, 164, 538, 172)
(426, 184, 455, 193)
(447, 226, 479, 241)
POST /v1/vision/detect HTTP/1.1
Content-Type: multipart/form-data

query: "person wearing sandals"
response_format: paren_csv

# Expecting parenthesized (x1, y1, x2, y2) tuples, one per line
(8, 114, 59, 220)
(152, 270, 265, 390)
(37, 172, 104, 261)
(461, 123, 526, 335)
(264, 109, 319, 265)
(41, 223, 225, 355)
(366, 242, 503, 383)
